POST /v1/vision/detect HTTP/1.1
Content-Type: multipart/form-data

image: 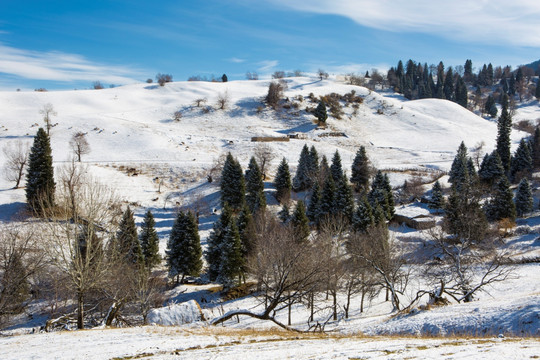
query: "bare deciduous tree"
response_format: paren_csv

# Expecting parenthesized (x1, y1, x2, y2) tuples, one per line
(254, 144, 275, 179)
(2, 139, 30, 188)
(69, 132, 90, 162)
(156, 73, 173, 86)
(216, 91, 229, 110)
(194, 98, 207, 107)
(172, 110, 182, 122)
(39, 103, 57, 136)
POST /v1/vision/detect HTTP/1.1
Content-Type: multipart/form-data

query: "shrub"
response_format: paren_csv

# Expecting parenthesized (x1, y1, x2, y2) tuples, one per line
(156, 73, 173, 86)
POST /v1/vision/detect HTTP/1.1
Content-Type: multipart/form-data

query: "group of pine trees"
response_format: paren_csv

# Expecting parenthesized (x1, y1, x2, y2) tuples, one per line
(434, 95, 537, 237)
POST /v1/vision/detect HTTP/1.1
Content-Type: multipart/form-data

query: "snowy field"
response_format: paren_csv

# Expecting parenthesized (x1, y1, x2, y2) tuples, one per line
(1, 77, 539, 358)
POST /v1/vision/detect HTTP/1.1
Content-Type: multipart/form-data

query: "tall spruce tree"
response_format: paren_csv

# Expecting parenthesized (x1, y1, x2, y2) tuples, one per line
(330, 150, 344, 183)
(291, 200, 310, 243)
(479, 151, 505, 187)
(117, 206, 143, 265)
(220, 153, 245, 211)
(484, 95, 498, 118)
(245, 156, 266, 214)
(166, 211, 202, 283)
(429, 180, 445, 210)
(26, 128, 55, 212)
(531, 126, 540, 169)
(140, 210, 161, 269)
(293, 144, 313, 191)
(485, 176, 516, 222)
(449, 142, 470, 192)
(319, 175, 336, 220)
(307, 181, 321, 223)
(443, 67, 454, 101)
(454, 75, 468, 108)
(237, 203, 256, 261)
(335, 174, 354, 222)
(308, 145, 319, 179)
(205, 204, 233, 281)
(351, 146, 371, 192)
(496, 95, 512, 173)
(510, 138, 532, 182)
(352, 197, 374, 233)
(217, 221, 244, 285)
(515, 178, 534, 217)
(278, 203, 290, 223)
(274, 157, 292, 203)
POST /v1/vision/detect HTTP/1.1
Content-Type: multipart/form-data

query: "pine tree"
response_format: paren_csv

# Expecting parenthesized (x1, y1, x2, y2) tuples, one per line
(479, 151, 505, 187)
(510, 138, 532, 182)
(496, 95, 512, 173)
(515, 178, 534, 217)
(382, 173, 395, 220)
(454, 75, 468, 108)
(443, 67, 454, 101)
(484, 95, 497, 118)
(352, 197, 374, 233)
(205, 204, 233, 281)
(318, 155, 330, 184)
(330, 150, 344, 183)
(274, 157, 292, 203)
(531, 127, 540, 169)
(485, 176, 516, 222)
(245, 156, 266, 214)
(140, 210, 161, 269)
(166, 211, 202, 283)
(278, 203, 290, 223)
(368, 171, 389, 217)
(237, 203, 256, 261)
(117, 206, 143, 265)
(220, 153, 245, 211)
(335, 174, 354, 222)
(429, 180, 445, 210)
(464, 59, 473, 83)
(308, 145, 319, 179)
(25, 128, 55, 212)
(449, 142, 470, 192)
(351, 146, 371, 192)
(291, 200, 310, 243)
(307, 181, 321, 222)
(314, 101, 328, 125)
(444, 188, 487, 242)
(217, 221, 244, 285)
(319, 175, 336, 220)
(293, 144, 313, 191)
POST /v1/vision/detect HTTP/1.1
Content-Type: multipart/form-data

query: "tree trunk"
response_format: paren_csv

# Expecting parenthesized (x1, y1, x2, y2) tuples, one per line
(309, 292, 314, 322)
(77, 291, 84, 329)
(332, 291, 337, 321)
(360, 288, 366, 313)
(288, 291, 292, 326)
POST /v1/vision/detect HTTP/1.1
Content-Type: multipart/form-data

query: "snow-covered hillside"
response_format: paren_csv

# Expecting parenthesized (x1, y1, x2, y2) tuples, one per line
(1, 77, 539, 358)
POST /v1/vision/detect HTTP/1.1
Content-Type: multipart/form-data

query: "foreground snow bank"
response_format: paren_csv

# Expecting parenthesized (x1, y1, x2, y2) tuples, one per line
(147, 300, 204, 325)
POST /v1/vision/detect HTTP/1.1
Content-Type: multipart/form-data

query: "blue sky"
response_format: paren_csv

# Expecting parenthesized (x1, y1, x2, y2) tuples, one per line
(1, 0, 540, 90)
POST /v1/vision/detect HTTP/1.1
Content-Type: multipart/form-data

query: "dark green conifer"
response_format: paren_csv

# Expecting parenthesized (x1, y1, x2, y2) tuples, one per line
(485, 176, 516, 222)
(220, 153, 245, 211)
(25, 128, 55, 213)
(496, 95, 512, 172)
(274, 157, 292, 203)
(166, 211, 202, 283)
(205, 204, 233, 281)
(335, 174, 354, 222)
(352, 197, 374, 233)
(140, 210, 161, 269)
(429, 180, 445, 210)
(351, 146, 371, 193)
(510, 138, 532, 182)
(291, 200, 310, 243)
(217, 221, 244, 285)
(245, 156, 266, 214)
(117, 206, 143, 265)
(314, 101, 328, 125)
(330, 150, 344, 183)
(278, 203, 290, 223)
(293, 144, 313, 191)
(307, 181, 321, 223)
(515, 178, 533, 217)
(479, 151, 504, 187)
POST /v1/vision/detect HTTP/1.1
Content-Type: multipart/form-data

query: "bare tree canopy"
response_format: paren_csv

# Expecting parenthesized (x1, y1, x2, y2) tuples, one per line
(39, 103, 57, 136)
(69, 132, 91, 162)
(2, 139, 30, 188)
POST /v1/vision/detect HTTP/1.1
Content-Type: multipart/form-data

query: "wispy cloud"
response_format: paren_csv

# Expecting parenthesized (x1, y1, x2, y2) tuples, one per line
(257, 60, 279, 73)
(0, 43, 145, 85)
(228, 57, 246, 64)
(267, 0, 540, 47)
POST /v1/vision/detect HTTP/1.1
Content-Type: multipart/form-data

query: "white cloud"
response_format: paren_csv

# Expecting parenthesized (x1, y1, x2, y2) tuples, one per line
(0, 43, 145, 84)
(228, 57, 246, 64)
(267, 0, 540, 47)
(257, 60, 279, 72)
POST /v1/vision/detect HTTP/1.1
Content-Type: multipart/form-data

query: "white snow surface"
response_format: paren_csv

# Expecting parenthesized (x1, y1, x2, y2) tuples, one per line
(147, 300, 204, 326)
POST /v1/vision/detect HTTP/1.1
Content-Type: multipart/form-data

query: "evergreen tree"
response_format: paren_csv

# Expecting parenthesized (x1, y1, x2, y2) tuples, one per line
(278, 203, 290, 223)
(478, 151, 505, 187)
(293, 144, 313, 191)
(485, 176, 516, 222)
(217, 221, 244, 285)
(484, 95, 498, 118)
(454, 75, 468, 108)
(444, 188, 487, 242)
(382, 173, 395, 220)
(117, 206, 143, 265)
(25, 128, 55, 212)
(319, 175, 336, 220)
(515, 178, 534, 217)
(464, 59, 473, 83)
(531, 127, 540, 169)
(318, 155, 330, 184)
(291, 200, 310, 243)
(308, 145, 319, 179)
(510, 138, 532, 182)
(436, 62, 445, 99)
(140, 210, 161, 269)
(368, 171, 394, 220)
(274, 157, 292, 203)
(314, 101, 328, 125)
(307, 181, 321, 222)
(220, 153, 245, 211)
(237, 203, 256, 261)
(429, 180, 445, 210)
(496, 95, 512, 173)
(335, 174, 354, 222)
(352, 197, 374, 233)
(443, 67, 454, 101)
(245, 156, 266, 214)
(351, 146, 371, 192)
(166, 211, 202, 283)
(448, 142, 470, 192)
(205, 204, 233, 281)
(330, 150, 344, 183)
